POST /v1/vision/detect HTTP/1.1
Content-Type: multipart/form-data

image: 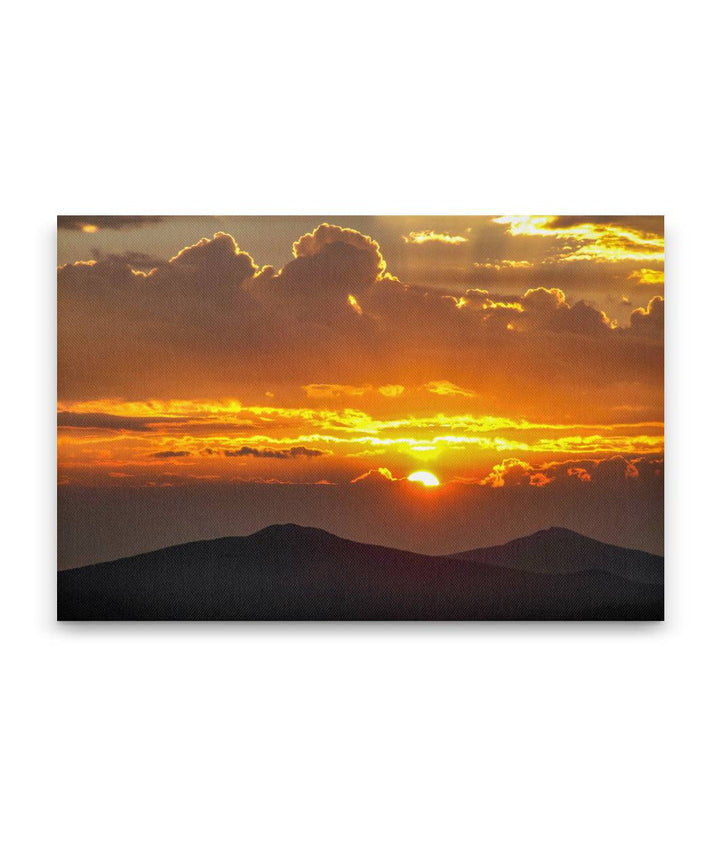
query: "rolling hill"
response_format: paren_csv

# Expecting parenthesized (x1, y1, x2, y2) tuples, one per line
(57, 524, 664, 621)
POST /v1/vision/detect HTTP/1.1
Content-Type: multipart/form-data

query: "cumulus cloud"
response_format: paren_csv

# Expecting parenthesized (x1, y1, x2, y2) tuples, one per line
(567, 467, 592, 482)
(630, 296, 664, 335)
(476, 455, 662, 489)
(57, 223, 664, 411)
(480, 458, 533, 488)
(167, 232, 256, 280)
(244, 223, 389, 320)
(522, 286, 568, 312)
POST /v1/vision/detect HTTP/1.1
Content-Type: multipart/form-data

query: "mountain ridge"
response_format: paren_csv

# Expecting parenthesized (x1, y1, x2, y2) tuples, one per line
(58, 524, 663, 621)
(449, 525, 663, 584)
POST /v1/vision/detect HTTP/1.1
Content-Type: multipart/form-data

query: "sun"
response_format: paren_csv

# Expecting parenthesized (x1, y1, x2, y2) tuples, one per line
(407, 470, 440, 487)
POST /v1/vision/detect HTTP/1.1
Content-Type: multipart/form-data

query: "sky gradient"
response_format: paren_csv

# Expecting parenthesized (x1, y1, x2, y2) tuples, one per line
(57, 215, 664, 567)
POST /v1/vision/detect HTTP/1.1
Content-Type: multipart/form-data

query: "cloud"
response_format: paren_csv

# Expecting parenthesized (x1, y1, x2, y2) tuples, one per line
(476, 455, 662, 489)
(423, 380, 476, 398)
(152, 450, 191, 458)
(480, 458, 533, 488)
(58, 224, 664, 416)
(518, 287, 613, 335)
(567, 467, 592, 482)
(223, 446, 325, 459)
(378, 385, 405, 397)
(243, 223, 390, 321)
(84, 250, 166, 271)
(303, 384, 370, 399)
(628, 268, 664, 286)
(629, 296, 664, 335)
(529, 472, 554, 487)
(402, 231, 468, 245)
(58, 411, 187, 432)
(522, 286, 568, 312)
(350, 466, 396, 484)
(165, 232, 258, 289)
(58, 216, 164, 231)
(474, 259, 532, 270)
(293, 223, 387, 275)
(493, 215, 664, 264)
(450, 289, 524, 313)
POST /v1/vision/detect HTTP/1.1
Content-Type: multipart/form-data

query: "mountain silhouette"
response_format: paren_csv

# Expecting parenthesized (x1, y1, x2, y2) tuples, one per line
(57, 524, 663, 620)
(450, 526, 663, 584)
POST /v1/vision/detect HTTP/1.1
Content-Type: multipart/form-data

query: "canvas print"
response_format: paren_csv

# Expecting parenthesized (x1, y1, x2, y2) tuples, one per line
(57, 216, 664, 620)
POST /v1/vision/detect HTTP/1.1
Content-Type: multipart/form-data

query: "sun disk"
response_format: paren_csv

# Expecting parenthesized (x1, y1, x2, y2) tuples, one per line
(407, 470, 440, 487)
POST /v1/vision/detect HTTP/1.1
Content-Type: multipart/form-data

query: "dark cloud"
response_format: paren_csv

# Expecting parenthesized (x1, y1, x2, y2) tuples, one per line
(477, 454, 663, 488)
(629, 296, 664, 335)
(58, 216, 165, 231)
(244, 223, 387, 319)
(58, 411, 187, 432)
(223, 446, 325, 459)
(151, 450, 190, 458)
(57, 225, 663, 417)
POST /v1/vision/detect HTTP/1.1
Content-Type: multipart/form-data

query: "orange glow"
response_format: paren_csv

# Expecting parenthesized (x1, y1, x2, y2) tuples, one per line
(80, 224, 98, 233)
(56, 394, 663, 489)
(407, 471, 440, 486)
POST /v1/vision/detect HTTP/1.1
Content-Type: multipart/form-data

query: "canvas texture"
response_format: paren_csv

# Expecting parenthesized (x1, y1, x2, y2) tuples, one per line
(57, 216, 664, 620)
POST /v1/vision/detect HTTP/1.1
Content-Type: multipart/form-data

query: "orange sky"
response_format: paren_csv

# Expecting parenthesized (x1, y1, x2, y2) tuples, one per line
(58, 215, 663, 493)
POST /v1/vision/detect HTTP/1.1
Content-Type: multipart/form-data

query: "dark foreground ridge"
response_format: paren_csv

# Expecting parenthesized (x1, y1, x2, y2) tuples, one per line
(58, 524, 664, 621)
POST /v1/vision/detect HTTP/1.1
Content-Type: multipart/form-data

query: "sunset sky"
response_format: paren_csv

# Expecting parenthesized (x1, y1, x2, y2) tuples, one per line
(58, 215, 664, 567)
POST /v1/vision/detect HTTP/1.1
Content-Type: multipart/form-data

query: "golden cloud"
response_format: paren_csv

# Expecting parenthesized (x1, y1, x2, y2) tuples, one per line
(493, 215, 664, 264)
(402, 230, 468, 245)
(423, 380, 476, 398)
(378, 385, 405, 398)
(474, 259, 532, 270)
(303, 384, 370, 399)
(350, 466, 396, 484)
(628, 268, 665, 286)
(293, 223, 387, 277)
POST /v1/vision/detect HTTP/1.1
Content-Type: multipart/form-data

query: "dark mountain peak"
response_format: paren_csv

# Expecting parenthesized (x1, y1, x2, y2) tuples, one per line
(257, 522, 315, 532)
(530, 526, 596, 542)
(249, 522, 348, 545)
(452, 526, 663, 584)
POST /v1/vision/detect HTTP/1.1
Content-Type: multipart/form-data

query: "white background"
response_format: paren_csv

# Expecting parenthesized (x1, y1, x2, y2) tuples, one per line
(2, 2, 718, 854)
